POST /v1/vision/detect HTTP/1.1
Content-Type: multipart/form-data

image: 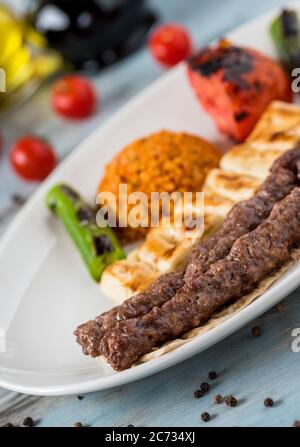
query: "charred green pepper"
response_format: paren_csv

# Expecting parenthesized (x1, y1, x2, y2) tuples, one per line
(46, 184, 125, 281)
(270, 9, 300, 70)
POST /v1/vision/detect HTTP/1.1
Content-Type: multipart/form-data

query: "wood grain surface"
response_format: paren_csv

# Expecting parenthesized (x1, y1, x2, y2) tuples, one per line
(0, 0, 299, 428)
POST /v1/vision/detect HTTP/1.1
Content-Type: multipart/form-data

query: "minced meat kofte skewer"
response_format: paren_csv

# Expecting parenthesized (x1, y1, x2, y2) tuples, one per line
(184, 147, 300, 281)
(75, 270, 185, 357)
(75, 146, 300, 358)
(101, 187, 300, 371)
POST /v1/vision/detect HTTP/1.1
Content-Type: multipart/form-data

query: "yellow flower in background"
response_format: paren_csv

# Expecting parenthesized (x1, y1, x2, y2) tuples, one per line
(0, 4, 62, 99)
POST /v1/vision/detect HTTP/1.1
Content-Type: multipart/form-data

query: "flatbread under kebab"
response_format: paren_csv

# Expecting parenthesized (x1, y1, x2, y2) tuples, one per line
(76, 147, 300, 369)
(100, 101, 300, 302)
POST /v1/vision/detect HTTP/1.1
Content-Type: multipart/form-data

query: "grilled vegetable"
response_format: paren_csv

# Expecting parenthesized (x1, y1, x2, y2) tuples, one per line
(270, 9, 300, 70)
(46, 184, 125, 281)
(187, 39, 292, 142)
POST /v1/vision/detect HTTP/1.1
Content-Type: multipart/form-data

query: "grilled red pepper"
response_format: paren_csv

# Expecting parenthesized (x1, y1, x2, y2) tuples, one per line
(187, 39, 292, 142)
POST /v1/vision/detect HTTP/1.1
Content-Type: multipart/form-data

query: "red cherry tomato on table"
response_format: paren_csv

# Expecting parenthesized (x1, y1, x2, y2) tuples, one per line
(52, 75, 97, 119)
(10, 136, 57, 182)
(149, 24, 192, 67)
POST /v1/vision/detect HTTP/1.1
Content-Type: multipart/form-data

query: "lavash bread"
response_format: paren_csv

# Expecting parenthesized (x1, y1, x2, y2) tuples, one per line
(101, 101, 300, 303)
(136, 246, 300, 365)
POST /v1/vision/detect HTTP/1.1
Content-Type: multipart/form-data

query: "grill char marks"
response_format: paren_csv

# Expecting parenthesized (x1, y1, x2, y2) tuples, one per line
(75, 147, 300, 364)
(74, 270, 185, 357)
(189, 43, 254, 90)
(184, 147, 300, 282)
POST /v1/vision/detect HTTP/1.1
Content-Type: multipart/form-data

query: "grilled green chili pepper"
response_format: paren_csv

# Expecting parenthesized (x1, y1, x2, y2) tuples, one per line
(46, 184, 125, 281)
(270, 9, 300, 70)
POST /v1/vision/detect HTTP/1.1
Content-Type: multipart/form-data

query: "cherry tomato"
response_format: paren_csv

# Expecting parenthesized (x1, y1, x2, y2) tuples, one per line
(52, 75, 97, 119)
(149, 24, 192, 67)
(10, 136, 57, 181)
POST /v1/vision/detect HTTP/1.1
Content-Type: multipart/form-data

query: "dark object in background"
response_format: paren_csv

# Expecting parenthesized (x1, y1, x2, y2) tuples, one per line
(28, 0, 157, 72)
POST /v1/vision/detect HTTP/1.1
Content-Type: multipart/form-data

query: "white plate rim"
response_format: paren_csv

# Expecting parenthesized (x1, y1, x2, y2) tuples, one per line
(1, 1, 300, 396)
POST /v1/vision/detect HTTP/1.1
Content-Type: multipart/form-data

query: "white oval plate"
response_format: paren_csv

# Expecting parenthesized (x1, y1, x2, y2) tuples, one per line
(1, 2, 300, 396)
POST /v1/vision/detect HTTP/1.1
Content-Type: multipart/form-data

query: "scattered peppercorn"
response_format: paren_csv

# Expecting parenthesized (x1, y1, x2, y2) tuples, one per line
(225, 395, 238, 407)
(214, 394, 223, 404)
(77, 395, 84, 401)
(200, 382, 210, 393)
(74, 422, 83, 427)
(264, 398, 274, 407)
(251, 326, 262, 337)
(1, 422, 14, 427)
(23, 417, 34, 427)
(201, 412, 210, 422)
(293, 420, 300, 427)
(208, 371, 217, 380)
(194, 389, 204, 398)
(273, 302, 284, 313)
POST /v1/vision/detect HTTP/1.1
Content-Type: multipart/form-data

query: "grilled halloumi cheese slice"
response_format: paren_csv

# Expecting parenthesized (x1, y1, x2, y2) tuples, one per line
(247, 101, 300, 151)
(101, 101, 300, 303)
(220, 144, 286, 180)
(203, 168, 260, 202)
(137, 212, 222, 273)
(221, 101, 300, 179)
(101, 254, 158, 303)
(101, 205, 223, 301)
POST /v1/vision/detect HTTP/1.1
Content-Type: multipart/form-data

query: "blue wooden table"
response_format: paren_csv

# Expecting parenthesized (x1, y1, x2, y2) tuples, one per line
(0, 0, 299, 428)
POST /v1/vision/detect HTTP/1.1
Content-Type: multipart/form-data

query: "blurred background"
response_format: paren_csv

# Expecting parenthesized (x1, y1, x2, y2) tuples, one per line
(0, 0, 290, 235)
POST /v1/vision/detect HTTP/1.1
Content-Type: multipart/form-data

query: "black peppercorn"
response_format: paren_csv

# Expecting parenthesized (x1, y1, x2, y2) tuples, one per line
(264, 398, 274, 407)
(194, 389, 204, 398)
(208, 371, 217, 380)
(251, 326, 262, 337)
(200, 382, 210, 393)
(11, 193, 27, 206)
(23, 417, 34, 427)
(225, 395, 238, 407)
(214, 394, 223, 404)
(201, 412, 210, 422)
(273, 303, 284, 312)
